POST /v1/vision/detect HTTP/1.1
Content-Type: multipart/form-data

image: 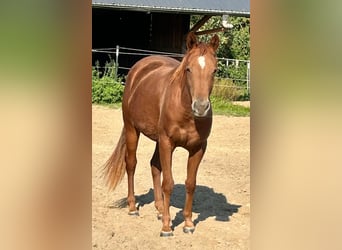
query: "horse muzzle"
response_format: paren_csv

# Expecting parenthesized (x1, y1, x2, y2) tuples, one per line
(192, 99, 211, 117)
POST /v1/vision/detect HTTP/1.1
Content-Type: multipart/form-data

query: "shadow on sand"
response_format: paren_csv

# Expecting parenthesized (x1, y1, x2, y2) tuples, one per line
(111, 184, 241, 230)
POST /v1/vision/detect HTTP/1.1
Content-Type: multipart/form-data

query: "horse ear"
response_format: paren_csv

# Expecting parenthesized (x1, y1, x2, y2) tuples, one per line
(210, 34, 220, 51)
(186, 32, 198, 50)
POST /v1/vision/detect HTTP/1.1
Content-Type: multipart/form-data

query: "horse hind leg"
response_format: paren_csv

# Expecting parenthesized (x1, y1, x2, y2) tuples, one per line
(150, 143, 164, 220)
(125, 125, 140, 215)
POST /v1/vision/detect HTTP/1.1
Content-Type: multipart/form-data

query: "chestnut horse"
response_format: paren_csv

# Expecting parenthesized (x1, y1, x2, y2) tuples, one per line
(103, 32, 219, 236)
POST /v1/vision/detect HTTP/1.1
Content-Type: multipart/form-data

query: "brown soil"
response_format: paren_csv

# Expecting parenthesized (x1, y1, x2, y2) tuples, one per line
(92, 105, 250, 249)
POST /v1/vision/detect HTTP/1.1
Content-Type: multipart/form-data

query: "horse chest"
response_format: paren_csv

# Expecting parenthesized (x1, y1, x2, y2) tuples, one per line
(169, 122, 211, 148)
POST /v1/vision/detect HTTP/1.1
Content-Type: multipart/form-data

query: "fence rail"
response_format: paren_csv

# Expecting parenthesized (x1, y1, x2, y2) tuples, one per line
(92, 46, 250, 94)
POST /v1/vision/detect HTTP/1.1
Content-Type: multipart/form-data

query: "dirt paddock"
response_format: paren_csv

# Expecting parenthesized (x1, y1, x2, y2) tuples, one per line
(92, 105, 250, 249)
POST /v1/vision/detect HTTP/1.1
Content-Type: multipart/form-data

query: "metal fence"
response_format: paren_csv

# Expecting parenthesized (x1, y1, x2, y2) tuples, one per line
(92, 46, 250, 94)
(217, 57, 250, 94)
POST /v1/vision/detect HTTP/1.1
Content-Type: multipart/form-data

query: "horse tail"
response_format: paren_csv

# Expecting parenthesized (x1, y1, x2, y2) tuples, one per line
(103, 128, 127, 191)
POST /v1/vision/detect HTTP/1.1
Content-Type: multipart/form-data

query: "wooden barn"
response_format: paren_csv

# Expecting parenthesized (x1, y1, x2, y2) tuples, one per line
(92, 0, 250, 73)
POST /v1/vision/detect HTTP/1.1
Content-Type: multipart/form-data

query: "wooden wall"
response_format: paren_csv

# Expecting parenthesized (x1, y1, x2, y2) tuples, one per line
(150, 13, 190, 54)
(92, 8, 190, 74)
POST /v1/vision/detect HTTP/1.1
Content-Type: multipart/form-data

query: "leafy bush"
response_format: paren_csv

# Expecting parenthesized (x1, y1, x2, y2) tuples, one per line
(92, 60, 124, 104)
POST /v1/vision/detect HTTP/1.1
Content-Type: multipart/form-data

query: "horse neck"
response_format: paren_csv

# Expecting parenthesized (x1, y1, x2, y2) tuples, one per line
(170, 63, 192, 111)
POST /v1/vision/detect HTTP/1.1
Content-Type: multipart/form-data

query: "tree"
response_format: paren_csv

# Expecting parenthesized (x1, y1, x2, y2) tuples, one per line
(190, 15, 250, 60)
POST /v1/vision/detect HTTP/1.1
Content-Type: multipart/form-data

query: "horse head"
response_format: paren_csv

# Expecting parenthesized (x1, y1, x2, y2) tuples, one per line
(184, 32, 219, 117)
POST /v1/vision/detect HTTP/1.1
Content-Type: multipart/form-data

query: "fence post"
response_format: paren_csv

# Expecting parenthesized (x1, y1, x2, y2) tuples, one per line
(246, 61, 250, 94)
(115, 45, 119, 81)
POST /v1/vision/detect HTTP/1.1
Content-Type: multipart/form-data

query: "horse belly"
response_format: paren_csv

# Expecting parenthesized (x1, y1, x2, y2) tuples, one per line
(137, 119, 159, 141)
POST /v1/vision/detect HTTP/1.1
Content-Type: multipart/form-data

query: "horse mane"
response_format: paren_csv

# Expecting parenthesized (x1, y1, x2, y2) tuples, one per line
(170, 43, 209, 84)
(170, 57, 187, 84)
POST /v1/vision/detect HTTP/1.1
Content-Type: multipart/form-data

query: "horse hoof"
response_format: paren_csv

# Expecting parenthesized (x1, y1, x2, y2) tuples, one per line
(183, 226, 195, 234)
(160, 231, 174, 237)
(128, 210, 139, 216)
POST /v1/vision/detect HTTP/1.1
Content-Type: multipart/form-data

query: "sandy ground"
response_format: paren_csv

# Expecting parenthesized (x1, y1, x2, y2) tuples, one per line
(92, 104, 250, 249)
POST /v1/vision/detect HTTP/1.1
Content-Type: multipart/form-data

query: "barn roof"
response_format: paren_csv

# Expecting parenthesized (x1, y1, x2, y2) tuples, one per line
(92, 0, 250, 16)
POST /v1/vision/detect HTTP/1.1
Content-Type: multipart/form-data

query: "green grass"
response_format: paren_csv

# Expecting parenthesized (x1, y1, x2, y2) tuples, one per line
(210, 96, 250, 116)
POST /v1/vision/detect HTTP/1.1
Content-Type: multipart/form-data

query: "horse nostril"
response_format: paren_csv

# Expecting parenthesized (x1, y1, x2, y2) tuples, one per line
(200, 100, 210, 110)
(192, 99, 210, 117)
(203, 101, 210, 110)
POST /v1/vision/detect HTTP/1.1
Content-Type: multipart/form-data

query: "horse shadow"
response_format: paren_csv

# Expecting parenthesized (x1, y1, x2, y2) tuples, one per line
(112, 184, 241, 230)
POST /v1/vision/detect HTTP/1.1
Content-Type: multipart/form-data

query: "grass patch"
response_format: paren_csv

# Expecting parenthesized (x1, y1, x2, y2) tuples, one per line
(211, 96, 250, 116)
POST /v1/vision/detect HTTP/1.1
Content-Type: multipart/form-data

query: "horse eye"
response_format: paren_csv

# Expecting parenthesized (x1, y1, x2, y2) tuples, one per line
(213, 68, 217, 74)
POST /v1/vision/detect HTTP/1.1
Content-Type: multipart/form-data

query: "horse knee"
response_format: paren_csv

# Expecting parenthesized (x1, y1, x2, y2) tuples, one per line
(185, 180, 196, 194)
(162, 179, 174, 194)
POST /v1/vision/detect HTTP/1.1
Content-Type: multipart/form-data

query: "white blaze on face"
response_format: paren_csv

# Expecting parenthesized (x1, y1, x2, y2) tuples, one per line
(198, 56, 206, 69)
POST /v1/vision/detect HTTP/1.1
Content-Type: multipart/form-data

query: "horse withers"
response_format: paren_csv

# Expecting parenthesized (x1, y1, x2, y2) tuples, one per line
(103, 32, 219, 236)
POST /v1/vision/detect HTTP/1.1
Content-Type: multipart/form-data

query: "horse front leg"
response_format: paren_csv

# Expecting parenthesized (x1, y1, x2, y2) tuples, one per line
(183, 141, 207, 234)
(158, 136, 175, 237)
